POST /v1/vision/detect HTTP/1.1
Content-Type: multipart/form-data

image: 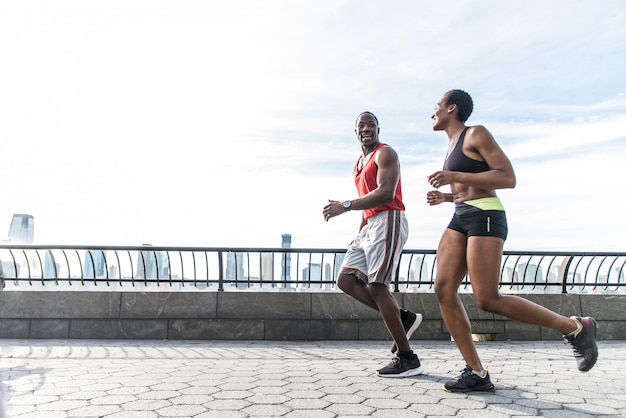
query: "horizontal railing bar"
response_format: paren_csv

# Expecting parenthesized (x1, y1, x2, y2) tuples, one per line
(3, 244, 625, 257)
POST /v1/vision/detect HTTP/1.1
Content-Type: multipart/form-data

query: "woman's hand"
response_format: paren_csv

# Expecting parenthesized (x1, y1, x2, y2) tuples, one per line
(426, 190, 446, 206)
(427, 170, 456, 189)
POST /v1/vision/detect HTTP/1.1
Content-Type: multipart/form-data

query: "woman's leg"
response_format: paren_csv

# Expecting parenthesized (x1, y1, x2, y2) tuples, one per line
(467, 236, 577, 335)
(434, 229, 485, 371)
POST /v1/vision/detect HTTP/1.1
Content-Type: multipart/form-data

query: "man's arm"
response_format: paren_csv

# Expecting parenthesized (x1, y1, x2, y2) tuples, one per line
(323, 146, 400, 222)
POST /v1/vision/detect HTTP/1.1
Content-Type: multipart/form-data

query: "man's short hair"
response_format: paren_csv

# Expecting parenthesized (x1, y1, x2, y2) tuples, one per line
(355, 111, 379, 126)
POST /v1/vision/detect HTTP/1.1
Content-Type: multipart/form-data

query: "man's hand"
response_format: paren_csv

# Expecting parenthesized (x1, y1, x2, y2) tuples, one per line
(323, 199, 344, 221)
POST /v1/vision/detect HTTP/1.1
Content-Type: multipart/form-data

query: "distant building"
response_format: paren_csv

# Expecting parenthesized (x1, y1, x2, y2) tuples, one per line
(409, 256, 430, 282)
(135, 244, 170, 279)
(0, 261, 18, 278)
(7, 214, 34, 243)
(225, 251, 244, 280)
(43, 251, 59, 279)
(323, 262, 333, 290)
(281, 233, 291, 281)
(261, 252, 274, 281)
(332, 253, 346, 281)
(84, 250, 107, 278)
(302, 263, 322, 285)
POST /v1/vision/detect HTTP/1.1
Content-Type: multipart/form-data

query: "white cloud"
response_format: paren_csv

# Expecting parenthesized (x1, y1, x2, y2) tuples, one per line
(492, 113, 626, 160)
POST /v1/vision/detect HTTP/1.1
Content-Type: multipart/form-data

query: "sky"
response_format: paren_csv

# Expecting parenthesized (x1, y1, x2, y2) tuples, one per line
(1, 0, 625, 252)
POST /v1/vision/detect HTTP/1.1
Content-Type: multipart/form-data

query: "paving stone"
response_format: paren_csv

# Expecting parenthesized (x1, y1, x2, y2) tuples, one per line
(0, 339, 623, 417)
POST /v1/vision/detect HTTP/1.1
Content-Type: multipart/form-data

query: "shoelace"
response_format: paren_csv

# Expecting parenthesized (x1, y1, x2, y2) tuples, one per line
(565, 339, 583, 356)
(390, 357, 402, 368)
(453, 366, 473, 381)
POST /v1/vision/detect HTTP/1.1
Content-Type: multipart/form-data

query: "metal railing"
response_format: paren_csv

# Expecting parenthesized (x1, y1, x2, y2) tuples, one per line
(0, 245, 625, 294)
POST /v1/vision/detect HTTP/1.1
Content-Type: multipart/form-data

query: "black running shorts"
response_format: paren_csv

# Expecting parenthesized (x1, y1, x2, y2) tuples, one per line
(446, 209, 508, 240)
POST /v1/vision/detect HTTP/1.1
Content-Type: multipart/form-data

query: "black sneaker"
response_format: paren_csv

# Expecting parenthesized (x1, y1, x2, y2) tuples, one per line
(563, 316, 598, 372)
(391, 310, 423, 353)
(377, 354, 423, 378)
(443, 366, 495, 393)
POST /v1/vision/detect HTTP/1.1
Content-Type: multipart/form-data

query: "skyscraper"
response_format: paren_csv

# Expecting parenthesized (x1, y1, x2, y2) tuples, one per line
(135, 244, 170, 279)
(261, 252, 274, 281)
(43, 251, 59, 279)
(225, 252, 244, 280)
(302, 262, 322, 287)
(7, 214, 34, 243)
(84, 250, 107, 279)
(332, 253, 345, 282)
(281, 233, 291, 281)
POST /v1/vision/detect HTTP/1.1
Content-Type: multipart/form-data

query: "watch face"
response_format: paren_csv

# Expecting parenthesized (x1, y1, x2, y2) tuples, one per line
(342, 201, 351, 208)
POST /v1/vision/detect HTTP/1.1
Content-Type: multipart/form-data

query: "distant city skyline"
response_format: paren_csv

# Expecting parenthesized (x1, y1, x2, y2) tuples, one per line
(0, 218, 621, 294)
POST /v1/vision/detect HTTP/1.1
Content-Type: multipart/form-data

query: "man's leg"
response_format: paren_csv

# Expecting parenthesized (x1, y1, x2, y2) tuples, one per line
(369, 282, 408, 351)
(338, 270, 420, 332)
(336, 273, 379, 311)
(371, 281, 423, 377)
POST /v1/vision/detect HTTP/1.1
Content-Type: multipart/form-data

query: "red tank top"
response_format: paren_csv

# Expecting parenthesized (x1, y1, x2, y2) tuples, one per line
(355, 143, 405, 220)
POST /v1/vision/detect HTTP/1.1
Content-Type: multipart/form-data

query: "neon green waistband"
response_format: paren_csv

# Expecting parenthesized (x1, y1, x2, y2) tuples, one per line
(464, 197, 505, 211)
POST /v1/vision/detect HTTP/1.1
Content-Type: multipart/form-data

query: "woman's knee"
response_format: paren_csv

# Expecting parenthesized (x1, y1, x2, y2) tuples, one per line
(473, 292, 501, 312)
(434, 279, 457, 303)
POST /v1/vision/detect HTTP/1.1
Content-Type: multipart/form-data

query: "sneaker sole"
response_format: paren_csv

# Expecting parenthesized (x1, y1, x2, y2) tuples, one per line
(442, 383, 495, 393)
(378, 365, 423, 378)
(390, 313, 423, 353)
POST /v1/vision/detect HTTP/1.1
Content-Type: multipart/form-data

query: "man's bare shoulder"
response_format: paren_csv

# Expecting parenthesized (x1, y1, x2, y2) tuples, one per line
(375, 144, 399, 161)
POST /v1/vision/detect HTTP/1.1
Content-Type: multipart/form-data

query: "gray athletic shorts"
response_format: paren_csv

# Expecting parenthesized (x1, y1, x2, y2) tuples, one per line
(340, 210, 408, 286)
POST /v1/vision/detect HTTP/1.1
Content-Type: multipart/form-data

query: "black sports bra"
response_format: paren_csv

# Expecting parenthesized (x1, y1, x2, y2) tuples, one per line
(443, 127, 490, 173)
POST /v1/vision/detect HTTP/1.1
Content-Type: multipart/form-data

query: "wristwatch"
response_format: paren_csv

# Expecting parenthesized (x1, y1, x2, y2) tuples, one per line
(342, 200, 352, 212)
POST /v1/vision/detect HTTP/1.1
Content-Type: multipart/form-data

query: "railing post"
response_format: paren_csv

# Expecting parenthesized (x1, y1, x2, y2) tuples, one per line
(217, 250, 224, 292)
(393, 264, 401, 293)
(559, 256, 573, 294)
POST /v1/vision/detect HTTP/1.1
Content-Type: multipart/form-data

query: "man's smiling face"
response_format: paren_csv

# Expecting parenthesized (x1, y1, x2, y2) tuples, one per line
(355, 113, 380, 147)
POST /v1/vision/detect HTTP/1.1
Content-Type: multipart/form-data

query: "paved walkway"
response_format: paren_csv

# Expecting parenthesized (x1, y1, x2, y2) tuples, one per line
(0, 339, 624, 417)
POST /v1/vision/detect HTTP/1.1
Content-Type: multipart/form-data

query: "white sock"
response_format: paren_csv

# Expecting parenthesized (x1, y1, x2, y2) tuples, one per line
(567, 318, 582, 337)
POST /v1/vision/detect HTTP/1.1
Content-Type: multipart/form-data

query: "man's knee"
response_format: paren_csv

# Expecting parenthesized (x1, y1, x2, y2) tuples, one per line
(368, 282, 390, 300)
(337, 274, 355, 292)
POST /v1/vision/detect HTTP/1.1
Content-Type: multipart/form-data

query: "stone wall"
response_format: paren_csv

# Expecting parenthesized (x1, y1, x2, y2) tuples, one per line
(0, 291, 624, 340)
